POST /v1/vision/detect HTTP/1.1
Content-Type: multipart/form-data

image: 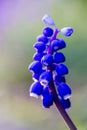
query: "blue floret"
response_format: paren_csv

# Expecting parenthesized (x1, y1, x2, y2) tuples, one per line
(29, 81, 43, 98)
(37, 34, 48, 44)
(57, 83, 71, 99)
(42, 27, 53, 37)
(55, 64, 69, 76)
(28, 61, 42, 74)
(41, 54, 53, 66)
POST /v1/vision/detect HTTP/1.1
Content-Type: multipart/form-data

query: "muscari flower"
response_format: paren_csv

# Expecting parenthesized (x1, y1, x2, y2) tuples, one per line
(28, 14, 74, 109)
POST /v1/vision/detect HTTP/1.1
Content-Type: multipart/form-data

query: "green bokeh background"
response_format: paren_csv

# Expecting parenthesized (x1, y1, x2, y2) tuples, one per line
(0, 0, 87, 129)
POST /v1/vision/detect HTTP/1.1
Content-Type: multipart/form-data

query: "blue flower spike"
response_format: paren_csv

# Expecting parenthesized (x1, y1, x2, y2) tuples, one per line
(28, 14, 74, 110)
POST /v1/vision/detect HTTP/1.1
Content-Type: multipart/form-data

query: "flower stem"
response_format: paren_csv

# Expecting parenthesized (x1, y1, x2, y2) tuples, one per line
(54, 91, 77, 130)
(49, 82, 77, 130)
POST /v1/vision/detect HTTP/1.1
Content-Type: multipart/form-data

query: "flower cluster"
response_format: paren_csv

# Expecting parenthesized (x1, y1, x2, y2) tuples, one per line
(28, 14, 74, 109)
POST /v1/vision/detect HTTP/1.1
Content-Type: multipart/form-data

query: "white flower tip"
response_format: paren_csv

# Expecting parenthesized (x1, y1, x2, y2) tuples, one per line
(42, 14, 55, 26)
(64, 94, 71, 100)
(30, 93, 39, 98)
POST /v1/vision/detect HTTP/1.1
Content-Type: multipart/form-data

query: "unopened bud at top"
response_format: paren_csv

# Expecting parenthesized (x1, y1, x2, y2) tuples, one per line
(42, 14, 55, 26)
(60, 27, 74, 37)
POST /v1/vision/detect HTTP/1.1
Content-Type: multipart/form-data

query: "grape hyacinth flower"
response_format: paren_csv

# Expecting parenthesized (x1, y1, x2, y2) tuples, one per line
(28, 14, 77, 130)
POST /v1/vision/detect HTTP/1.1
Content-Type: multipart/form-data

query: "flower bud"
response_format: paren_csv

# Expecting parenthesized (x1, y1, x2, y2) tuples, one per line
(60, 27, 74, 37)
(42, 14, 55, 26)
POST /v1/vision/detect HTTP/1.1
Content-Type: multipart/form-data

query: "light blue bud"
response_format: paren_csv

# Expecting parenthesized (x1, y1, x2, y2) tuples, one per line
(60, 27, 74, 37)
(42, 14, 55, 26)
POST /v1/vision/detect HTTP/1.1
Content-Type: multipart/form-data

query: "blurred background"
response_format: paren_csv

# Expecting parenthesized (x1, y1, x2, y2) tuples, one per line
(0, 0, 87, 130)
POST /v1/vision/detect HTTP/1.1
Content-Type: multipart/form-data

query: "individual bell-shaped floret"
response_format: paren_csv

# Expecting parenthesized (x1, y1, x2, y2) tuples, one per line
(33, 42, 46, 53)
(42, 27, 53, 37)
(29, 81, 43, 98)
(59, 98, 71, 109)
(51, 38, 66, 52)
(28, 61, 42, 74)
(33, 52, 46, 61)
(42, 86, 53, 108)
(57, 83, 71, 99)
(41, 54, 53, 66)
(37, 34, 48, 44)
(54, 75, 66, 85)
(55, 64, 68, 76)
(54, 52, 65, 63)
(60, 27, 74, 37)
(39, 71, 52, 87)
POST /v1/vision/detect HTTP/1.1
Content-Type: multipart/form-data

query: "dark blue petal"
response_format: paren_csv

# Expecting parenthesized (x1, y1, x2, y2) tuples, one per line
(37, 34, 48, 44)
(54, 52, 65, 63)
(28, 61, 42, 74)
(41, 54, 53, 66)
(42, 27, 53, 37)
(56, 64, 68, 76)
(33, 42, 46, 53)
(59, 98, 71, 109)
(29, 81, 43, 98)
(57, 83, 72, 99)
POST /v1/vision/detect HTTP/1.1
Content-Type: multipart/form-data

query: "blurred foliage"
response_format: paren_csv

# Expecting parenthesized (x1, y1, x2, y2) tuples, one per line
(0, 0, 87, 130)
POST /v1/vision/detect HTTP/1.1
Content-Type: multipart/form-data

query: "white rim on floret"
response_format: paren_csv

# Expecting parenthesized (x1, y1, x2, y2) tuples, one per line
(40, 79, 48, 87)
(64, 94, 71, 100)
(30, 93, 39, 98)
